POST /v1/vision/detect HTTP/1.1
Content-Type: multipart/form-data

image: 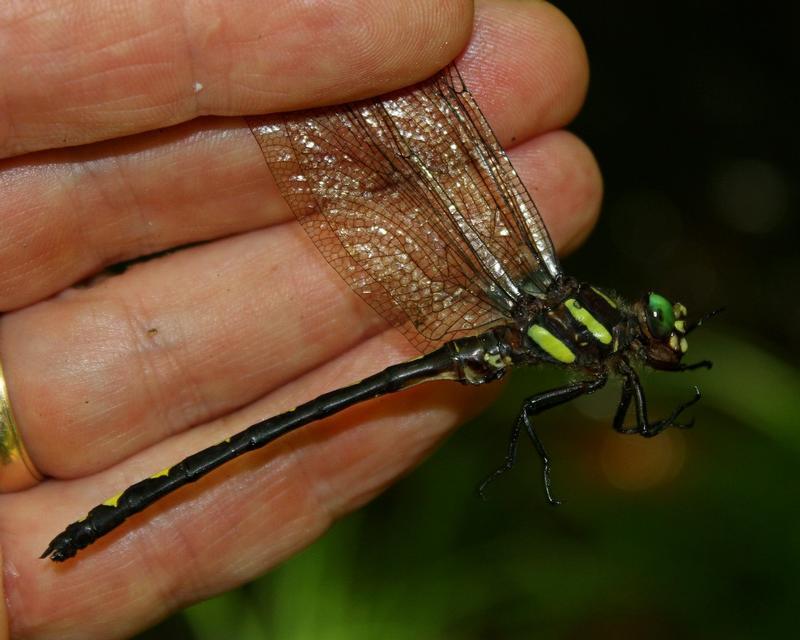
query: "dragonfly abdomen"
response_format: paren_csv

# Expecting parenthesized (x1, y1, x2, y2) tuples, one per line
(41, 332, 516, 561)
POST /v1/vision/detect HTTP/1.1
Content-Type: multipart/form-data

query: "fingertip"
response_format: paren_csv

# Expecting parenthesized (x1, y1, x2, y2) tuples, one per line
(510, 129, 603, 255)
(461, 0, 590, 139)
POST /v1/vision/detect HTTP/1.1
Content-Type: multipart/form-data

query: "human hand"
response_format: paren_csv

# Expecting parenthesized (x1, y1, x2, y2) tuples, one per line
(0, 1, 598, 637)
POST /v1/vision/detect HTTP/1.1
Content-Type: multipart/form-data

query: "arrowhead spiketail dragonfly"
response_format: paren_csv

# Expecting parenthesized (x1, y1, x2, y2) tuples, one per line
(42, 64, 719, 562)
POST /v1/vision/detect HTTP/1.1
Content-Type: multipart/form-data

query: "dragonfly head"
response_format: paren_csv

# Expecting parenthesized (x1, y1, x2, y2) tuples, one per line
(635, 292, 690, 369)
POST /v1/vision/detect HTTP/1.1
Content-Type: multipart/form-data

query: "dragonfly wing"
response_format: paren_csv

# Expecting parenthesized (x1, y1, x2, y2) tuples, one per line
(431, 66, 562, 290)
(248, 65, 561, 353)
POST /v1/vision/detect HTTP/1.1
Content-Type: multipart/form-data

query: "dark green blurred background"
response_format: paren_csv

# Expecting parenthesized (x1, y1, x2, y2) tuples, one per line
(141, 1, 798, 638)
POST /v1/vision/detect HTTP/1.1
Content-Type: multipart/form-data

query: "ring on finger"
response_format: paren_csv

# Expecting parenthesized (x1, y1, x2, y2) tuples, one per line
(0, 350, 43, 492)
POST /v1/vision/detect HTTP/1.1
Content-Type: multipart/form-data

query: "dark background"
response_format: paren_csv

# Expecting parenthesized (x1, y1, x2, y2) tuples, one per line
(142, 1, 798, 638)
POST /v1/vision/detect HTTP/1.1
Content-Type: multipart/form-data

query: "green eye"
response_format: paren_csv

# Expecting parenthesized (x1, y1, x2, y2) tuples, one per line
(646, 293, 675, 338)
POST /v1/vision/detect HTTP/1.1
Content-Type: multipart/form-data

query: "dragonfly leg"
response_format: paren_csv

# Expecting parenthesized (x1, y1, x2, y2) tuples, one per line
(478, 373, 607, 503)
(521, 412, 561, 506)
(614, 362, 701, 437)
(477, 419, 522, 501)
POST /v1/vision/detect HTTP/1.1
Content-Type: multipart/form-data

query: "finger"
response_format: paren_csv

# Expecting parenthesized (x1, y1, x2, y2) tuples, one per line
(0, 129, 599, 481)
(4, 332, 497, 637)
(0, 0, 473, 158)
(461, 0, 589, 138)
(513, 130, 602, 255)
(0, 0, 590, 311)
(0, 120, 282, 312)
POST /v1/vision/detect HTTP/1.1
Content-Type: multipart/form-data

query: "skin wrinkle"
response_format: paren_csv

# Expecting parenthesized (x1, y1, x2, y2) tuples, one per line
(181, 1, 228, 115)
(116, 276, 244, 448)
(68, 293, 169, 468)
(25, 162, 92, 287)
(249, 425, 334, 569)
(214, 481, 321, 591)
(100, 5, 196, 122)
(83, 299, 147, 432)
(82, 154, 147, 265)
(36, 11, 179, 125)
(56, 88, 180, 126)
(87, 124, 226, 258)
(108, 149, 168, 260)
(0, 3, 40, 151)
(75, 179, 120, 277)
(0, 172, 50, 294)
(138, 517, 190, 617)
(177, 2, 204, 116)
(54, 162, 103, 285)
(0, 1, 47, 26)
(118, 293, 202, 443)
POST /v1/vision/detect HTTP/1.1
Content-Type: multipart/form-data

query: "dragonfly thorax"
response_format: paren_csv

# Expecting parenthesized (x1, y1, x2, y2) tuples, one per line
(520, 283, 626, 367)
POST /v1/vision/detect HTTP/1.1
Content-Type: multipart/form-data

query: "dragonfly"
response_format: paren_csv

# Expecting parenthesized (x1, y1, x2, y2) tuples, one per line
(42, 64, 719, 562)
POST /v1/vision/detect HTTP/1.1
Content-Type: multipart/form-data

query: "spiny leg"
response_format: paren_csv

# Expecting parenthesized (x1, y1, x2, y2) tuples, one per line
(521, 413, 560, 505)
(477, 419, 522, 501)
(614, 361, 701, 437)
(479, 373, 607, 503)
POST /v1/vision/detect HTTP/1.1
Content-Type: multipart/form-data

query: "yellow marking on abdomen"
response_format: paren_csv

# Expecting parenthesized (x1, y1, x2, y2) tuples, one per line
(527, 325, 576, 363)
(483, 352, 504, 368)
(103, 492, 123, 508)
(565, 299, 612, 345)
(150, 467, 171, 479)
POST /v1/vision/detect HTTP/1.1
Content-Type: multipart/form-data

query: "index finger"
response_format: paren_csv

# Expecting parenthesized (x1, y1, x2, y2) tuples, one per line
(0, 0, 473, 158)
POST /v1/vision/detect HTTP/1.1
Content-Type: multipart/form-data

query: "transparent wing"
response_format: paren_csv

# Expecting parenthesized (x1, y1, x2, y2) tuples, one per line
(247, 64, 562, 353)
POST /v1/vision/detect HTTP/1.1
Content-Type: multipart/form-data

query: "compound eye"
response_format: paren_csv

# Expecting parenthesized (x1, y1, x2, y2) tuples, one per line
(646, 293, 675, 338)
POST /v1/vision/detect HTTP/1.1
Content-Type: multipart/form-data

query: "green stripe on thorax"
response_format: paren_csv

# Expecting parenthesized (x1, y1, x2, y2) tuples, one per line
(590, 286, 618, 309)
(565, 298, 612, 345)
(527, 325, 576, 363)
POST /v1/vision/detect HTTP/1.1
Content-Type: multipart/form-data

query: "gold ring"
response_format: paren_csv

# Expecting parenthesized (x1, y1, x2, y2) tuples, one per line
(0, 352, 43, 491)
